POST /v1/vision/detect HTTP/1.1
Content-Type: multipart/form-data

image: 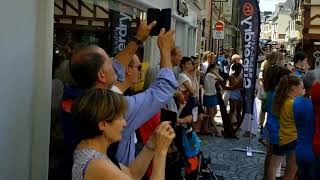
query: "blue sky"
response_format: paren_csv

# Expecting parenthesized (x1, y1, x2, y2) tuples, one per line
(259, 0, 286, 12)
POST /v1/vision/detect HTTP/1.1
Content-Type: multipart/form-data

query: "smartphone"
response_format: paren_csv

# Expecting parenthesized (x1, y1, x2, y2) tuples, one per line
(160, 108, 177, 129)
(147, 8, 171, 36)
(147, 8, 161, 36)
(160, 8, 171, 32)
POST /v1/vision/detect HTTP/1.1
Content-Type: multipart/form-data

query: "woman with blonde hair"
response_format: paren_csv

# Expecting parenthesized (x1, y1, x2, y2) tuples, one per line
(267, 75, 304, 180)
(71, 88, 176, 180)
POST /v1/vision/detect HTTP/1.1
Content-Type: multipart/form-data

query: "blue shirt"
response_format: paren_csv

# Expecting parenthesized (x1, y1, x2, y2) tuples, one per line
(265, 91, 279, 144)
(295, 68, 305, 79)
(116, 68, 178, 165)
(293, 96, 315, 162)
(217, 55, 225, 72)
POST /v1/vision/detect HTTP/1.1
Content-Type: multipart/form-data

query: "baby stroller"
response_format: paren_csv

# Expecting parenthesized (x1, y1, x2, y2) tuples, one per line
(170, 124, 219, 180)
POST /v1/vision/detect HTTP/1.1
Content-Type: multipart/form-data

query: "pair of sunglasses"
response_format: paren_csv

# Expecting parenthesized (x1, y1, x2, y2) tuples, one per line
(129, 64, 142, 71)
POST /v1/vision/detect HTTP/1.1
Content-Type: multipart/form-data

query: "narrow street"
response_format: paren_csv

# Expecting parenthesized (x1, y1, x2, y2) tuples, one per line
(200, 134, 265, 180)
(200, 99, 266, 180)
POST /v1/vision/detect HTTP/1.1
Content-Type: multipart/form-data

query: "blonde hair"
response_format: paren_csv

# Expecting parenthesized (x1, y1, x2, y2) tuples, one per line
(72, 88, 127, 139)
(273, 75, 301, 116)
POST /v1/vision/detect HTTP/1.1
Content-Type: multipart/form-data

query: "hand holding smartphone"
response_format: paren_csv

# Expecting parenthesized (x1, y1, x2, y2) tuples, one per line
(160, 108, 177, 129)
(147, 8, 171, 36)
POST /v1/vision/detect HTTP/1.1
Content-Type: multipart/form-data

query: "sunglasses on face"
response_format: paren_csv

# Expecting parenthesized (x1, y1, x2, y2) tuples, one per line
(129, 64, 142, 71)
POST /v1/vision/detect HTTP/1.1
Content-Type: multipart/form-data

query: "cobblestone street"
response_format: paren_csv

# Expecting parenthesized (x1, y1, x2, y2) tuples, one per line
(200, 99, 266, 180)
(200, 134, 266, 180)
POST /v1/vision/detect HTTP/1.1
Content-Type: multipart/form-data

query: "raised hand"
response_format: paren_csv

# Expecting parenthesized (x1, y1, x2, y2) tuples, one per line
(154, 121, 176, 155)
(157, 28, 176, 53)
(135, 20, 157, 42)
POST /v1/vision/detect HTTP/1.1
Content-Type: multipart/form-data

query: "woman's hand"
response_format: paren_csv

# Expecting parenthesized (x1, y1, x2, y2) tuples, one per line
(154, 122, 176, 155)
(175, 90, 186, 105)
(177, 115, 192, 125)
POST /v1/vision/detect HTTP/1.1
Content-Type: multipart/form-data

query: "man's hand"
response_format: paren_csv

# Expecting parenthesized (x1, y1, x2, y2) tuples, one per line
(157, 28, 175, 69)
(135, 20, 157, 42)
(157, 28, 176, 53)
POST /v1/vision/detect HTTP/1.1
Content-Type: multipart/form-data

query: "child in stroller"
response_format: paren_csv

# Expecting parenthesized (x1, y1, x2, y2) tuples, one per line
(167, 95, 219, 180)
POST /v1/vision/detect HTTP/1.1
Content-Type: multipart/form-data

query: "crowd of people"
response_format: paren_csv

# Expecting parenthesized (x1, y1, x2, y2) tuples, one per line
(50, 20, 320, 180)
(259, 50, 320, 180)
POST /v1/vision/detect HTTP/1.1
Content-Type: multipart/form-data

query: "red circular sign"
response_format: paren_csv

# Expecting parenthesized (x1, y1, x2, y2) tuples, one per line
(243, 3, 254, 16)
(215, 22, 224, 31)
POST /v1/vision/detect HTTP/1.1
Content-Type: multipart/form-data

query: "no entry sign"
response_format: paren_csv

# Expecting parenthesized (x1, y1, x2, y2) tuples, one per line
(215, 21, 224, 31)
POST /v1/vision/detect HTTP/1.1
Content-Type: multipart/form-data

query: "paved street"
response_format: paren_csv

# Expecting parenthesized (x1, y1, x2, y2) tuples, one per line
(200, 134, 266, 180)
(199, 99, 266, 180)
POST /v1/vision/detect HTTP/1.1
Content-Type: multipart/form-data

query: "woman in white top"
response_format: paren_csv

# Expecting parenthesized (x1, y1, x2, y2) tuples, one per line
(203, 63, 224, 136)
(178, 57, 200, 126)
(178, 57, 198, 98)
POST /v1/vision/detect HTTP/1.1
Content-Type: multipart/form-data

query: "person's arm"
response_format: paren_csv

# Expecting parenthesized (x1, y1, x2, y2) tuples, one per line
(116, 29, 178, 164)
(122, 29, 177, 136)
(115, 20, 156, 68)
(125, 122, 175, 180)
(86, 122, 174, 180)
(124, 137, 155, 179)
(157, 29, 175, 69)
(212, 71, 224, 81)
(177, 115, 193, 124)
(84, 158, 134, 180)
(149, 122, 175, 180)
(182, 80, 196, 96)
(219, 78, 242, 91)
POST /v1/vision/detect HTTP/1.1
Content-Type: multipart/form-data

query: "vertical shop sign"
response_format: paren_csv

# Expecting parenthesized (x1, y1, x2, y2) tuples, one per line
(110, 9, 132, 56)
(240, 0, 260, 124)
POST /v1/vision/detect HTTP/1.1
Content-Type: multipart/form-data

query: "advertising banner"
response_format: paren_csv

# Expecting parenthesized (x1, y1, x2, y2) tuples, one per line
(240, 0, 260, 125)
(110, 8, 132, 56)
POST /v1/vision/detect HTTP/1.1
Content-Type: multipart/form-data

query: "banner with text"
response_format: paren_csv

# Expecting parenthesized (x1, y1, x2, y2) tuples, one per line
(110, 9, 132, 56)
(240, 0, 260, 122)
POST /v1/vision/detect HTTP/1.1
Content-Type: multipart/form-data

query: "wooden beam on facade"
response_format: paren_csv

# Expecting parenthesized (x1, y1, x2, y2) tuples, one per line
(54, 23, 109, 31)
(54, 3, 63, 12)
(63, 0, 66, 16)
(93, 4, 97, 18)
(304, 24, 320, 28)
(303, 33, 320, 40)
(66, 0, 79, 14)
(54, 15, 108, 21)
(310, 14, 320, 21)
(79, 1, 94, 13)
(96, 5, 109, 15)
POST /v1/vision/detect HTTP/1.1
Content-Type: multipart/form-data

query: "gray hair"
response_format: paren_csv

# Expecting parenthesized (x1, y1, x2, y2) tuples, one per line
(303, 69, 320, 90)
(143, 65, 160, 90)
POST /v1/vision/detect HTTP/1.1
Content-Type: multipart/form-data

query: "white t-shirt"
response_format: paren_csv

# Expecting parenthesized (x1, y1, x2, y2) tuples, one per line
(201, 61, 209, 75)
(178, 72, 198, 97)
(204, 73, 217, 96)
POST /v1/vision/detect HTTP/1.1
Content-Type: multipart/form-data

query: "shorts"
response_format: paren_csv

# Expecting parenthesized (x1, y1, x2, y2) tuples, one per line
(229, 90, 242, 101)
(272, 140, 296, 156)
(203, 95, 219, 108)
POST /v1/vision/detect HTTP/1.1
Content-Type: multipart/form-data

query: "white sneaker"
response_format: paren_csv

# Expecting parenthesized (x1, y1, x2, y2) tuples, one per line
(276, 163, 282, 177)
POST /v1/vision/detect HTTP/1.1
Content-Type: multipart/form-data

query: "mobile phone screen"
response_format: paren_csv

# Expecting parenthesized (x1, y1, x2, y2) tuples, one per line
(147, 8, 161, 36)
(160, 108, 177, 129)
(160, 8, 171, 32)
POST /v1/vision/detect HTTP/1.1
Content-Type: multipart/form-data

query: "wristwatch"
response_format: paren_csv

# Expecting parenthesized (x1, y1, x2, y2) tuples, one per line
(132, 36, 143, 46)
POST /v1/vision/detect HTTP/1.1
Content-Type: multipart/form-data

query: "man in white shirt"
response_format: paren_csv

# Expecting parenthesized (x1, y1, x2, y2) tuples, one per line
(111, 54, 141, 94)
